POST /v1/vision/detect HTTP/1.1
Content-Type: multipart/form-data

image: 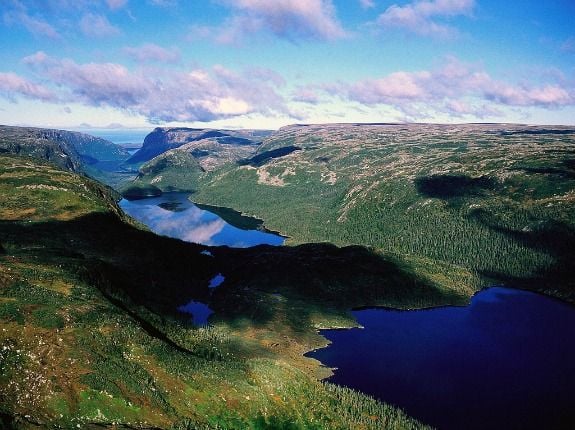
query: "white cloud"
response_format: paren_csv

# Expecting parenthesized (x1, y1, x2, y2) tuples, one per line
(3, 4, 61, 39)
(377, 0, 475, 38)
(148, 0, 178, 6)
(316, 57, 575, 119)
(561, 37, 575, 53)
(21, 52, 289, 123)
(123, 44, 181, 63)
(79, 13, 121, 37)
(216, 0, 347, 42)
(0, 72, 57, 102)
(106, 0, 128, 9)
(360, 0, 375, 9)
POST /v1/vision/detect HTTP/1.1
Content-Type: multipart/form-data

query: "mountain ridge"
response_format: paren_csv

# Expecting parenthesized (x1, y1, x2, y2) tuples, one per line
(127, 127, 272, 164)
(0, 125, 130, 173)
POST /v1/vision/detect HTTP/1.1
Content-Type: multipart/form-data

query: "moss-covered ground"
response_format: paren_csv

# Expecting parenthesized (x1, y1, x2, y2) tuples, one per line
(1, 154, 440, 429)
(135, 124, 575, 303)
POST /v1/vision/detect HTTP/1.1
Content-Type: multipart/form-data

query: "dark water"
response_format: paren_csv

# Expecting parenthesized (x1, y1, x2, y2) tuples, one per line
(120, 194, 284, 326)
(177, 300, 214, 326)
(208, 273, 225, 289)
(308, 287, 575, 430)
(119, 193, 284, 247)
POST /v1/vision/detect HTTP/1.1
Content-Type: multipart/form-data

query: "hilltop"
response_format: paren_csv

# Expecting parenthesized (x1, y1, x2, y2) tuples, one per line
(127, 127, 272, 165)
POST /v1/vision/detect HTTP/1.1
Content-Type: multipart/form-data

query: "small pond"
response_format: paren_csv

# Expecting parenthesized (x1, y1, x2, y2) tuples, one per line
(177, 301, 214, 326)
(307, 287, 575, 430)
(119, 193, 284, 247)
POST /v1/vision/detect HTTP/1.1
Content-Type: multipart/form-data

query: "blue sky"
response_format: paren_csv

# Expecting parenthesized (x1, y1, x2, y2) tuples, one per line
(0, 0, 574, 129)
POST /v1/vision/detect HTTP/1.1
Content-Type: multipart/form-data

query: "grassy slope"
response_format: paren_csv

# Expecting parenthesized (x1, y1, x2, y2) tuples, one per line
(0, 154, 440, 429)
(170, 124, 575, 302)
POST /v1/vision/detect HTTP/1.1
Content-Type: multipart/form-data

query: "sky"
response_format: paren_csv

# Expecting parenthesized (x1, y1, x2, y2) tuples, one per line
(0, 0, 574, 130)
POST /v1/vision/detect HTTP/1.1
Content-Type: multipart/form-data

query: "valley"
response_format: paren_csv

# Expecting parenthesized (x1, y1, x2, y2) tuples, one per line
(1, 122, 574, 429)
(0, 150, 441, 429)
(132, 123, 575, 303)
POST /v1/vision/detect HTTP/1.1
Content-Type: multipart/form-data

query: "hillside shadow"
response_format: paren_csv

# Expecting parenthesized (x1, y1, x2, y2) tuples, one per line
(238, 146, 301, 167)
(510, 157, 575, 180)
(415, 174, 498, 200)
(209, 243, 466, 331)
(0, 212, 464, 337)
(499, 129, 575, 136)
(469, 209, 575, 300)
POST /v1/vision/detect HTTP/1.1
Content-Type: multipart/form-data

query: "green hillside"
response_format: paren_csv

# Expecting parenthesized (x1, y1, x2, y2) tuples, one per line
(0, 153, 443, 429)
(135, 123, 575, 302)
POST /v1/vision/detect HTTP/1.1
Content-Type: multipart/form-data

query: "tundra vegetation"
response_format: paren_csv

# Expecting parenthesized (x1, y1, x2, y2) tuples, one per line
(133, 124, 575, 303)
(2, 121, 574, 429)
(0, 153, 437, 428)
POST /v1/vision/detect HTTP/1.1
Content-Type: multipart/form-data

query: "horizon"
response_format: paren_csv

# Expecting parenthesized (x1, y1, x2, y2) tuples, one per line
(1, 1, 574, 129)
(3, 120, 575, 137)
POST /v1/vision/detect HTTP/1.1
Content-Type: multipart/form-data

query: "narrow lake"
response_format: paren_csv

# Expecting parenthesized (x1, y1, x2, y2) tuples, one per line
(119, 193, 285, 247)
(307, 287, 575, 430)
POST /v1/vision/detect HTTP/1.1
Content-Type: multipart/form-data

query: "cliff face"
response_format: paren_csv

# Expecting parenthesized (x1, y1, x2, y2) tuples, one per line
(0, 125, 130, 172)
(125, 127, 269, 192)
(127, 127, 272, 164)
(126, 127, 206, 163)
(59, 130, 130, 162)
(0, 126, 83, 172)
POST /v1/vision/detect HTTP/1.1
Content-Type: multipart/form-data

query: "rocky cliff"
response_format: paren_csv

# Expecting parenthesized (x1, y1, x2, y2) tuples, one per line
(0, 125, 130, 172)
(127, 127, 271, 164)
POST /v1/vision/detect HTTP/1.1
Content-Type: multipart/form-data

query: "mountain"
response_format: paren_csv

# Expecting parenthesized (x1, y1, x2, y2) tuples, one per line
(126, 127, 271, 164)
(0, 125, 83, 172)
(0, 150, 441, 429)
(133, 123, 575, 302)
(0, 125, 130, 171)
(123, 127, 274, 195)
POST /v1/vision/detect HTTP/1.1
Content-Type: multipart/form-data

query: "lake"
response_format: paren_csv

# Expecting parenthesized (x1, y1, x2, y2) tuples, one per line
(307, 287, 575, 430)
(119, 193, 285, 247)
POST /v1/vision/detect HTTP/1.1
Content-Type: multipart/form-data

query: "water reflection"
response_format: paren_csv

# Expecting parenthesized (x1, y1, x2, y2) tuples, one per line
(177, 300, 214, 326)
(119, 193, 284, 247)
(208, 273, 225, 289)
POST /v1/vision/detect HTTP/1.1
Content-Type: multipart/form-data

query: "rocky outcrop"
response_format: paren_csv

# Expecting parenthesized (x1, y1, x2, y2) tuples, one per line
(127, 127, 272, 164)
(0, 125, 130, 172)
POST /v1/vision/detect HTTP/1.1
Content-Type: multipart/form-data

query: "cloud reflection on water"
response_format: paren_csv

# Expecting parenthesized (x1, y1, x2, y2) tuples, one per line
(119, 193, 284, 247)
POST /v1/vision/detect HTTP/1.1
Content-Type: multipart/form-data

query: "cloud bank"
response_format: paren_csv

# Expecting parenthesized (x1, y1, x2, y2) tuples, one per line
(377, 0, 475, 38)
(315, 58, 575, 119)
(19, 52, 288, 122)
(123, 44, 181, 64)
(215, 0, 347, 42)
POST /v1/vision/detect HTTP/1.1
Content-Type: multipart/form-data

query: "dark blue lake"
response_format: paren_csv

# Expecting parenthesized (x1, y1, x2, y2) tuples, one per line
(119, 193, 284, 247)
(308, 287, 575, 430)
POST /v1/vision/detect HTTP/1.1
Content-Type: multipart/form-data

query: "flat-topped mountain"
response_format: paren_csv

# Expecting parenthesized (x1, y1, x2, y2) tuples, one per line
(127, 127, 272, 164)
(0, 125, 130, 172)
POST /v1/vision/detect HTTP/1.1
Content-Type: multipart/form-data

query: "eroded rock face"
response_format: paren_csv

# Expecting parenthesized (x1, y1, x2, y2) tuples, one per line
(127, 127, 272, 164)
(0, 125, 130, 172)
(127, 127, 205, 163)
